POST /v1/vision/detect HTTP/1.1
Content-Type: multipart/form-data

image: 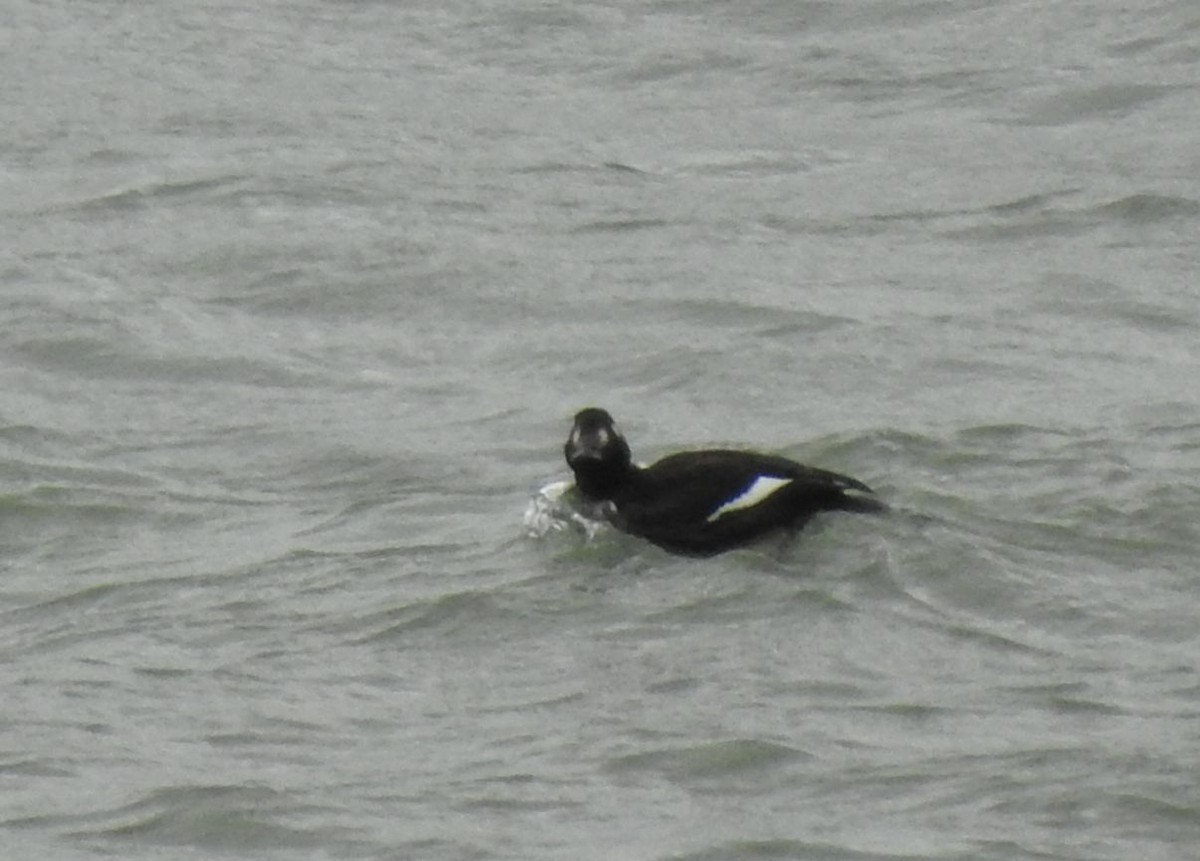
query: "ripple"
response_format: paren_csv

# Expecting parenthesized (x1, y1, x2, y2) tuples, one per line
(30, 784, 356, 853)
(570, 217, 673, 233)
(664, 838, 922, 861)
(68, 173, 247, 215)
(349, 589, 524, 644)
(606, 738, 809, 781)
(1091, 192, 1200, 223)
(1010, 82, 1178, 126)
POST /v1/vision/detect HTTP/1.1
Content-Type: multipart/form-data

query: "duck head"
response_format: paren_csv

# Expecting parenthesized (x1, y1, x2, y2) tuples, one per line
(564, 408, 635, 500)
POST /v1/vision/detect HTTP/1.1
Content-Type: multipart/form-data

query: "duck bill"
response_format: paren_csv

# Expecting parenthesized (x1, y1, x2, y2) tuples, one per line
(566, 434, 606, 462)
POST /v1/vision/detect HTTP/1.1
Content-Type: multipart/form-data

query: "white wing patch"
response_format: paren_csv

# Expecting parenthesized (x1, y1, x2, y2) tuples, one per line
(706, 476, 793, 522)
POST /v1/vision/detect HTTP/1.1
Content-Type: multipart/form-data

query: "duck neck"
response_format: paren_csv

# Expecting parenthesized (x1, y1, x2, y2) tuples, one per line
(572, 459, 638, 502)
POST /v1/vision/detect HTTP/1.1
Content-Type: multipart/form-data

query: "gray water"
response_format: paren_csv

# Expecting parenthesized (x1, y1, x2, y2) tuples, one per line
(4, 0, 1200, 859)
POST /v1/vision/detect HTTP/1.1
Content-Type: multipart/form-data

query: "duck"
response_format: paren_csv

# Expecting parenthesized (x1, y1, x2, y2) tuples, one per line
(563, 407, 884, 556)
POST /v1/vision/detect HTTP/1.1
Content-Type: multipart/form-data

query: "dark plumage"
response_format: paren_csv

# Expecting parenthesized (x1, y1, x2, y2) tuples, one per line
(564, 407, 885, 557)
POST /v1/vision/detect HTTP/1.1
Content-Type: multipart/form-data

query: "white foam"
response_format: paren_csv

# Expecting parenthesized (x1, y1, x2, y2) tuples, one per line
(706, 475, 792, 522)
(523, 479, 611, 540)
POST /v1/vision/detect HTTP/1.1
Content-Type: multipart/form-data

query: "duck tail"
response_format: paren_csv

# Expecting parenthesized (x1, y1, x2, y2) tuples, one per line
(836, 483, 888, 515)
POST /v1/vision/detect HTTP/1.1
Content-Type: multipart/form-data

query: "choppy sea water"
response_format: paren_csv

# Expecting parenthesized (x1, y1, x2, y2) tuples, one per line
(3, 0, 1200, 859)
